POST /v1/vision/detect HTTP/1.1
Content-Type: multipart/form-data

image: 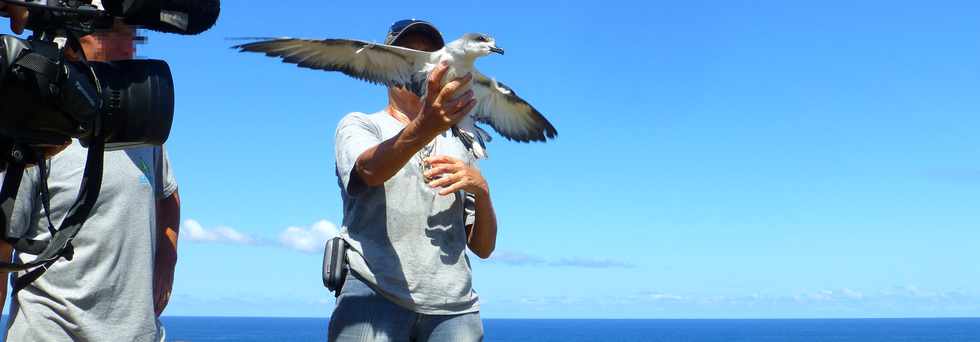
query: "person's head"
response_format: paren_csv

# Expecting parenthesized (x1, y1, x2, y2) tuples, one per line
(68, 19, 137, 62)
(385, 19, 444, 52)
(386, 20, 445, 115)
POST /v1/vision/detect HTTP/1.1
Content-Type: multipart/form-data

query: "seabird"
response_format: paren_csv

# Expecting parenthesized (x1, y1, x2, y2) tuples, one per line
(233, 33, 557, 158)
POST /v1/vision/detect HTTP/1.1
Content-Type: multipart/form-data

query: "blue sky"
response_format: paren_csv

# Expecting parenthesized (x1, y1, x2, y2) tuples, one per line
(9, 0, 980, 319)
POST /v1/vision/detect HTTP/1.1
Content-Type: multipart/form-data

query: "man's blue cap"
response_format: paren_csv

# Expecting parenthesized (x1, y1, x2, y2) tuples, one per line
(385, 19, 445, 49)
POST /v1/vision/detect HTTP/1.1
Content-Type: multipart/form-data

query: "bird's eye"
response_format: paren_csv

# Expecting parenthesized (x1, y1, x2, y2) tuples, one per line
(477, 36, 488, 42)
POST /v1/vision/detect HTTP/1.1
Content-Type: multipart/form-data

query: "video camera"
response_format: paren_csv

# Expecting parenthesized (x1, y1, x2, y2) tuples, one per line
(0, 0, 219, 272)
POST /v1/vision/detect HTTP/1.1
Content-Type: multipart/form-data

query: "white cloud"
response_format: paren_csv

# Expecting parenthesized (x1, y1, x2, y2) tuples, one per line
(279, 220, 339, 253)
(840, 288, 864, 300)
(647, 293, 686, 301)
(549, 257, 635, 269)
(183, 219, 254, 244)
(490, 250, 546, 266)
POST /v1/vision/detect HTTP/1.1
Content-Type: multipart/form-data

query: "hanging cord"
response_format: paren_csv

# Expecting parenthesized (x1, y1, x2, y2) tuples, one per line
(35, 158, 58, 237)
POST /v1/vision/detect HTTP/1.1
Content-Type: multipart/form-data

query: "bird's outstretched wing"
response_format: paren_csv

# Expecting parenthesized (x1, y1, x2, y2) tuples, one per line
(233, 38, 433, 95)
(471, 73, 557, 142)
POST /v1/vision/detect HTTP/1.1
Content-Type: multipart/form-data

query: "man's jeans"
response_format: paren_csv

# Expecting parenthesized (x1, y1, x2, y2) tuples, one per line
(328, 273, 483, 342)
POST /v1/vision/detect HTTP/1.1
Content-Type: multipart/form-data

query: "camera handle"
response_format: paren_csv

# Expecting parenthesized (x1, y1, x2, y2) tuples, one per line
(1, 0, 103, 16)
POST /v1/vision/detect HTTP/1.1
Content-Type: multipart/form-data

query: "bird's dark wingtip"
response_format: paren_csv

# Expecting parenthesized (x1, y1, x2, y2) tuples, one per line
(227, 37, 293, 51)
(546, 127, 558, 139)
(226, 37, 285, 42)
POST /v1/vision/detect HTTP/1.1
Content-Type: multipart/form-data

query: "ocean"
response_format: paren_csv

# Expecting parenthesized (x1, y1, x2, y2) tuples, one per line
(158, 317, 980, 342)
(3, 317, 980, 341)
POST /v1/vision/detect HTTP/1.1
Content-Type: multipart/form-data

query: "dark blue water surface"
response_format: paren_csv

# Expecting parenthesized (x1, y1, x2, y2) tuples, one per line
(3, 316, 980, 341)
(159, 317, 980, 342)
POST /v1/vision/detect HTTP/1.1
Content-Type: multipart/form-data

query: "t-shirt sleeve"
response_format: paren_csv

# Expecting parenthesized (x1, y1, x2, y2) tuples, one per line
(1, 167, 39, 239)
(335, 113, 381, 197)
(155, 145, 178, 199)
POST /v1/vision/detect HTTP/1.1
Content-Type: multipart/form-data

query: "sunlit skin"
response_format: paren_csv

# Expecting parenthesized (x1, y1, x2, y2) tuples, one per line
(77, 21, 137, 61)
(0, 3, 29, 34)
(385, 32, 450, 124)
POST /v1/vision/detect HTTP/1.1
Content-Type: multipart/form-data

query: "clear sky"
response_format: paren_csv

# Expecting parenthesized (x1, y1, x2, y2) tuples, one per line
(10, 0, 980, 319)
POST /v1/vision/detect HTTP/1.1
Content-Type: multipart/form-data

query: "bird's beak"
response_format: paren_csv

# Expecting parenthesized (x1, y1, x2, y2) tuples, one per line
(489, 46, 505, 55)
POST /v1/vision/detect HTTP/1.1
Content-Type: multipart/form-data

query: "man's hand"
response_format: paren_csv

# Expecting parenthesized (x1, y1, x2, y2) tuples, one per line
(0, 3, 29, 34)
(152, 247, 176, 316)
(424, 155, 498, 258)
(424, 155, 489, 197)
(414, 61, 477, 138)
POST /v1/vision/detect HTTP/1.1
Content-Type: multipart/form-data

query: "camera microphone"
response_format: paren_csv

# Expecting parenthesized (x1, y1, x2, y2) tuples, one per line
(101, 0, 220, 35)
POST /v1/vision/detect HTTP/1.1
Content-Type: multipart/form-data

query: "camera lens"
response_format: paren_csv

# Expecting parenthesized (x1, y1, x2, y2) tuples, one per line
(88, 59, 175, 148)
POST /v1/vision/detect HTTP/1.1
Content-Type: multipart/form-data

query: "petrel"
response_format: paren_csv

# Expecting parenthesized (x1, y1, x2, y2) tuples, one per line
(233, 33, 557, 158)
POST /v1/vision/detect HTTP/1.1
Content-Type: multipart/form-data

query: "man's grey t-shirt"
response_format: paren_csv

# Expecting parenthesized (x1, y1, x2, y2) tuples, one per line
(335, 111, 479, 315)
(3, 140, 176, 342)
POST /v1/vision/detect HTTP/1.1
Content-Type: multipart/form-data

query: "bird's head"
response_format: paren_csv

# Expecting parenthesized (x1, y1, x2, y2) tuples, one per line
(457, 33, 504, 57)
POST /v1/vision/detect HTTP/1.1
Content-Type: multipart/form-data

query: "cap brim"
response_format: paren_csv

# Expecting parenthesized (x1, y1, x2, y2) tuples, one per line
(385, 22, 445, 48)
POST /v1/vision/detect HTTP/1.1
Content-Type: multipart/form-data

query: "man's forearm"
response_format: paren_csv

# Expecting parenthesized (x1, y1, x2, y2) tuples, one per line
(0, 241, 14, 314)
(156, 191, 180, 263)
(153, 191, 180, 316)
(157, 227, 179, 265)
(356, 120, 437, 186)
(467, 192, 498, 259)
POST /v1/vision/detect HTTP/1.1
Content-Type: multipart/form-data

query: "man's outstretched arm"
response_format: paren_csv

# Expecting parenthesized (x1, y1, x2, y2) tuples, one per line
(354, 63, 476, 187)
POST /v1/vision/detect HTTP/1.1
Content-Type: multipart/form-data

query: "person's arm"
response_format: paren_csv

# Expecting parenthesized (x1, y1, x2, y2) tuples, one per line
(424, 156, 497, 258)
(153, 190, 180, 317)
(0, 3, 29, 34)
(466, 192, 497, 258)
(0, 240, 13, 314)
(355, 62, 476, 186)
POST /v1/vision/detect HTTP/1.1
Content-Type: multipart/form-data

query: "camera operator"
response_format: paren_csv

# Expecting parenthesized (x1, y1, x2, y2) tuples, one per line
(0, 15, 181, 342)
